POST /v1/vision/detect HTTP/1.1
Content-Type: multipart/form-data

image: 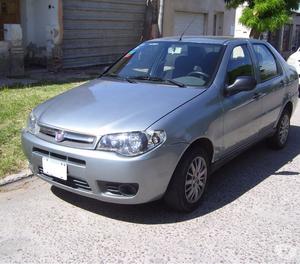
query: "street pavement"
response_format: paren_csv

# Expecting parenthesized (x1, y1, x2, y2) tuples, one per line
(0, 104, 299, 263)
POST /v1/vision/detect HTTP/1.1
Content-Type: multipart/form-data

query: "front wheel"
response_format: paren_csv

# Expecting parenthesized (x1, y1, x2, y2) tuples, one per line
(164, 148, 210, 212)
(267, 110, 290, 149)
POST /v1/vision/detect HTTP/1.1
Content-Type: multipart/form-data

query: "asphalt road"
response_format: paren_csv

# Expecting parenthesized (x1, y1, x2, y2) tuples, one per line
(1, 105, 300, 264)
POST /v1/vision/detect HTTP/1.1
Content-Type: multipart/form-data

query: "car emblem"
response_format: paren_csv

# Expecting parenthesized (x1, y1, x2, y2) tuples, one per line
(55, 130, 65, 142)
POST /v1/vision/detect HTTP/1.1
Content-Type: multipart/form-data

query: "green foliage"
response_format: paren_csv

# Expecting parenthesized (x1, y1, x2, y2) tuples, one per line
(0, 82, 80, 178)
(225, 0, 300, 35)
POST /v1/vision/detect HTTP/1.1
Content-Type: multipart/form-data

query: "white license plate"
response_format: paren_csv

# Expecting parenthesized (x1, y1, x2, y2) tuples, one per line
(42, 157, 67, 181)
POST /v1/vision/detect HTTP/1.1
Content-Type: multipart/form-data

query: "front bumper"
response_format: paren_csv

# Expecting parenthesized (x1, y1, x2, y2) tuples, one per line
(22, 131, 187, 204)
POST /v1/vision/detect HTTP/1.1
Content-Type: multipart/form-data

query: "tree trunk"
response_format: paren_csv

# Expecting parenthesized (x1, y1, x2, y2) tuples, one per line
(250, 28, 261, 39)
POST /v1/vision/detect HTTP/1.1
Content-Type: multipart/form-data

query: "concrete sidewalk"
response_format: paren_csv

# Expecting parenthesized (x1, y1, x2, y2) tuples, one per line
(0, 67, 103, 88)
(0, 169, 32, 187)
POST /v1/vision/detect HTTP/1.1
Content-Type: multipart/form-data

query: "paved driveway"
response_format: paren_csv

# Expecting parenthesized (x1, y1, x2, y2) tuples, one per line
(0, 104, 299, 263)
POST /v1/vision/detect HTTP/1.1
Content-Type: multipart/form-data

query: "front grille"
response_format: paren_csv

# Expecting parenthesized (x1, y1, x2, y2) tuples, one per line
(38, 167, 91, 192)
(33, 147, 86, 166)
(38, 125, 96, 149)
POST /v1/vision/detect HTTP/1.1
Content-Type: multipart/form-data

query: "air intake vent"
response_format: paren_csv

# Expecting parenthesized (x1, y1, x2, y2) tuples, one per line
(98, 181, 138, 197)
(39, 167, 91, 192)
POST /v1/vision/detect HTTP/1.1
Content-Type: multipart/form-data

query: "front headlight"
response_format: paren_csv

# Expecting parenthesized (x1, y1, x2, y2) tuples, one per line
(26, 112, 40, 135)
(97, 130, 166, 156)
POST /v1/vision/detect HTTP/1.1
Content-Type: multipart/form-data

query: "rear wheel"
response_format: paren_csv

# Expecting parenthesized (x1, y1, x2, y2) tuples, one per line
(267, 110, 290, 149)
(164, 148, 210, 212)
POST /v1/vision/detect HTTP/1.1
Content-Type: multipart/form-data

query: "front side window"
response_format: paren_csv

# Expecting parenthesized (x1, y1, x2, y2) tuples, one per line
(253, 44, 279, 82)
(106, 41, 224, 87)
(227, 45, 254, 85)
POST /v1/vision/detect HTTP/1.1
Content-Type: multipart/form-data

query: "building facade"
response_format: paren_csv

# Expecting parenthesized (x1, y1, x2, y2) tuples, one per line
(0, 0, 147, 76)
(10, 0, 300, 78)
(161, 0, 236, 37)
(0, 0, 238, 77)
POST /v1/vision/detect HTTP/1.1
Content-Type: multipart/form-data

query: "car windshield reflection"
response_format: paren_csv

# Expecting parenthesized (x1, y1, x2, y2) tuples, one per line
(104, 41, 224, 88)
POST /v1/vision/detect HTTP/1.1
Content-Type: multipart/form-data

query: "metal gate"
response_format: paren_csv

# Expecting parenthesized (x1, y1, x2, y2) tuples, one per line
(173, 12, 206, 36)
(62, 0, 146, 68)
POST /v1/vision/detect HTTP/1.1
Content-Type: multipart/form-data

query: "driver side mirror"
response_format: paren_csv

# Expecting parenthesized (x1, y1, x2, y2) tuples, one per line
(225, 76, 257, 96)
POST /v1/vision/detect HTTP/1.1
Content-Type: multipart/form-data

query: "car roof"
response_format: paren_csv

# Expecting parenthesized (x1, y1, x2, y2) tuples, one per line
(149, 36, 266, 45)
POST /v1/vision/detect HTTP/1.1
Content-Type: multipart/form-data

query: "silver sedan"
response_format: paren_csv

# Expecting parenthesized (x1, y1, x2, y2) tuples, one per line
(22, 37, 299, 212)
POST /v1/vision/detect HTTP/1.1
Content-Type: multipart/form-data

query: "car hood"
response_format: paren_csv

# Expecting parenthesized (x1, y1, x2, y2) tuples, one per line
(35, 79, 205, 135)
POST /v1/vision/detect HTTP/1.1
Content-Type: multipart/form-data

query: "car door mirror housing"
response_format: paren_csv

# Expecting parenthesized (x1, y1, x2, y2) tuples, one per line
(225, 76, 257, 96)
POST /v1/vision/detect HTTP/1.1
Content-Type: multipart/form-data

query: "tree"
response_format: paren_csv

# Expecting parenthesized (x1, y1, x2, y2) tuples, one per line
(225, 0, 300, 38)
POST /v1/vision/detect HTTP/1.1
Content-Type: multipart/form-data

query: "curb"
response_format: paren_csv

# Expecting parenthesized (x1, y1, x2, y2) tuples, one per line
(0, 169, 33, 187)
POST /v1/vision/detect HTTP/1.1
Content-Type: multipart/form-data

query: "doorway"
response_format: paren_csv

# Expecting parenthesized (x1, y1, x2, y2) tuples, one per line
(213, 12, 224, 36)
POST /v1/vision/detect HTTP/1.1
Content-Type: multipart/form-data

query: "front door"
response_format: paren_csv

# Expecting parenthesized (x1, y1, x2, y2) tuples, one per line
(222, 44, 262, 154)
(0, 0, 20, 40)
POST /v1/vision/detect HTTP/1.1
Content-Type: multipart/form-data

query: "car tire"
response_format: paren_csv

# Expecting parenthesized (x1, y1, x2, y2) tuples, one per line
(267, 110, 290, 149)
(164, 147, 210, 212)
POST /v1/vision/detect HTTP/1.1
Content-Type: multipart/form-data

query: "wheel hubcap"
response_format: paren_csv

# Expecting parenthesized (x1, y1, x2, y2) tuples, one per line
(279, 114, 289, 145)
(184, 156, 207, 203)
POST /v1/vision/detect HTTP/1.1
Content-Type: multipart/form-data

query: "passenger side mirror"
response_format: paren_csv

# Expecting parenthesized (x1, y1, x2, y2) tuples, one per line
(225, 76, 257, 96)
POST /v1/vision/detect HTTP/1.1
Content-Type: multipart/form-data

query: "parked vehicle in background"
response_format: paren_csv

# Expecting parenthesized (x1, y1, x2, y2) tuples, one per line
(287, 48, 300, 97)
(22, 37, 299, 212)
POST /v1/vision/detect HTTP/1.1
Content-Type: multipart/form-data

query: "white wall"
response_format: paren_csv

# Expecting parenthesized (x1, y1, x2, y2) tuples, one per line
(162, 0, 236, 37)
(234, 5, 250, 38)
(21, 0, 61, 48)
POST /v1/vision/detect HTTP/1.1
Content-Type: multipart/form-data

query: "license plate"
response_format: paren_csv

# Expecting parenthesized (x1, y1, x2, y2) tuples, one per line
(42, 157, 67, 181)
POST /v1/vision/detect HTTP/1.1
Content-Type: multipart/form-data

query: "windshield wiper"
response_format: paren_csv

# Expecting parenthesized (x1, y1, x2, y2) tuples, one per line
(129, 76, 186, 88)
(101, 73, 136, 84)
(165, 79, 186, 88)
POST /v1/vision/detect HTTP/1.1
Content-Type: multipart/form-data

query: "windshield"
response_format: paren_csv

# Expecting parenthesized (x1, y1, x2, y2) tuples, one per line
(105, 41, 224, 87)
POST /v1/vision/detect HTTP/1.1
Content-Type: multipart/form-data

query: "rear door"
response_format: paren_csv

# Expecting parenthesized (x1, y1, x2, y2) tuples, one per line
(221, 44, 262, 153)
(250, 43, 285, 132)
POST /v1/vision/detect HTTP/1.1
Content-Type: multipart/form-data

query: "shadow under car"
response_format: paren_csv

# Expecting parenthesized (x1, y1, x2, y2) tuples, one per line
(51, 125, 300, 224)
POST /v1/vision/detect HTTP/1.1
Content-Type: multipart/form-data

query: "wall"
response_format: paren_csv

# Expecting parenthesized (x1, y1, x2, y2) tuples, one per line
(21, 0, 48, 47)
(0, 41, 9, 76)
(20, 0, 62, 66)
(162, 0, 236, 37)
(290, 13, 300, 48)
(234, 5, 250, 38)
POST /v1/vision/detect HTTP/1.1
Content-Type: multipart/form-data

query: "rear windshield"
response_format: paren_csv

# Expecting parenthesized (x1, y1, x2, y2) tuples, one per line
(106, 41, 224, 87)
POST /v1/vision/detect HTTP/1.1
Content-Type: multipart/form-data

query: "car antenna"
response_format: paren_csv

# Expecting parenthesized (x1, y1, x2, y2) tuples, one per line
(179, 16, 196, 41)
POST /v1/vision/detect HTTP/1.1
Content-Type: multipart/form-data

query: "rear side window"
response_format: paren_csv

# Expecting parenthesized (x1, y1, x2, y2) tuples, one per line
(253, 44, 279, 81)
(227, 45, 254, 85)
